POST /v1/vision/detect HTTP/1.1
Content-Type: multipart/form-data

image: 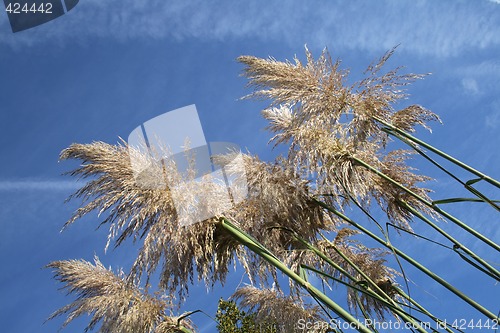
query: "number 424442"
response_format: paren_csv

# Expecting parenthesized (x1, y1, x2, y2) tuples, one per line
(5, 3, 53, 14)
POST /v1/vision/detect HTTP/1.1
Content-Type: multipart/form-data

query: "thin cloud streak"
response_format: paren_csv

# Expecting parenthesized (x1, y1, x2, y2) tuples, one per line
(455, 61, 500, 77)
(0, 0, 499, 57)
(485, 106, 500, 129)
(0, 180, 81, 191)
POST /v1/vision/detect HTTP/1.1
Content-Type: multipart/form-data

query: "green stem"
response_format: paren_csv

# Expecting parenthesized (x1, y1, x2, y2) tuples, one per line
(303, 265, 438, 333)
(387, 129, 500, 212)
(352, 157, 500, 252)
(254, 226, 432, 333)
(176, 310, 204, 333)
(293, 230, 397, 303)
(397, 200, 500, 280)
(316, 235, 394, 301)
(219, 217, 374, 333)
(314, 237, 432, 333)
(373, 116, 500, 189)
(354, 296, 381, 333)
(395, 288, 458, 333)
(277, 227, 406, 310)
(312, 198, 499, 322)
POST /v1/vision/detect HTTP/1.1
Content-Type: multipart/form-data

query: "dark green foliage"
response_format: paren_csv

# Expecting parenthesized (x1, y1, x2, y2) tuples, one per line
(216, 299, 276, 333)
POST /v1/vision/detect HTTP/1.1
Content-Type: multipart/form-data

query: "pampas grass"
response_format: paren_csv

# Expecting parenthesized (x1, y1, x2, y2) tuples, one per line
(232, 285, 327, 332)
(48, 46, 499, 332)
(47, 256, 193, 333)
(238, 47, 438, 231)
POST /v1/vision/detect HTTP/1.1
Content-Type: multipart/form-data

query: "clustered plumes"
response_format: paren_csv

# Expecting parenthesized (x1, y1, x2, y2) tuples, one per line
(372, 150, 437, 228)
(284, 228, 399, 319)
(232, 285, 328, 332)
(61, 142, 247, 302)
(47, 257, 193, 333)
(60, 142, 334, 301)
(332, 229, 399, 319)
(238, 46, 439, 230)
(50, 47, 443, 331)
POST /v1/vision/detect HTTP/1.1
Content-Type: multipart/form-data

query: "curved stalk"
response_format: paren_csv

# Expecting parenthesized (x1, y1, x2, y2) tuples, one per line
(219, 217, 375, 333)
(386, 129, 500, 212)
(300, 235, 434, 333)
(312, 198, 499, 322)
(274, 226, 408, 311)
(355, 296, 381, 333)
(396, 200, 500, 280)
(176, 310, 208, 333)
(302, 265, 442, 333)
(271, 226, 443, 333)
(373, 116, 500, 189)
(352, 157, 500, 252)
(395, 288, 460, 333)
(322, 175, 415, 300)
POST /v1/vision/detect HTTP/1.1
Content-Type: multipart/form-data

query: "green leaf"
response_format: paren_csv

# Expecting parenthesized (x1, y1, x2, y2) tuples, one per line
(433, 197, 500, 205)
(466, 178, 483, 185)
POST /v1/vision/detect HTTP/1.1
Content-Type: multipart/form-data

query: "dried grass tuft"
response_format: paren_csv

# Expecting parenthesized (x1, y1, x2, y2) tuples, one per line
(60, 142, 334, 302)
(60, 142, 245, 302)
(284, 227, 399, 319)
(47, 256, 193, 333)
(238, 46, 438, 229)
(52, 47, 443, 328)
(232, 285, 328, 332)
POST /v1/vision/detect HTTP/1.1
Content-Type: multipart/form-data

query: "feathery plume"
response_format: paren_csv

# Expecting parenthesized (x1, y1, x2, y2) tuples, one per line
(372, 150, 436, 229)
(47, 256, 194, 332)
(390, 105, 441, 133)
(232, 285, 328, 332)
(284, 228, 399, 319)
(60, 142, 246, 302)
(60, 142, 333, 301)
(238, 46, 438, 229)
(226, 154, 337, 285)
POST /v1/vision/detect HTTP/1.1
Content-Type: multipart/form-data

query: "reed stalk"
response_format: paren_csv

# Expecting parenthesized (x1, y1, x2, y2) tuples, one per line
(293, 232, 439, 333)
(219, 217, 375, 333)
(383, 128, 500, 212)
(396, 200, 500, 280)
(373, 116, 500, 189)
(352, 157, 500, 252)
(312, 198, 499, 322)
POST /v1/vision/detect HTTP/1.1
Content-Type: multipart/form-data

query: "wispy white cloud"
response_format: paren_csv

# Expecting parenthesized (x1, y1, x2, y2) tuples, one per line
(452, 62, 500, 129)
(0, 179, 81, 191)
(1, 0, 499, 57)
(485, 101, 500, 129)
(456, 60, 500, 77)
(461, 78, 480, 95)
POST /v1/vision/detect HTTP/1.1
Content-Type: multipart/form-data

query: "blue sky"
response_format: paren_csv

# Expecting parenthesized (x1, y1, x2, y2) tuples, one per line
(0, 0, 499, 332)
